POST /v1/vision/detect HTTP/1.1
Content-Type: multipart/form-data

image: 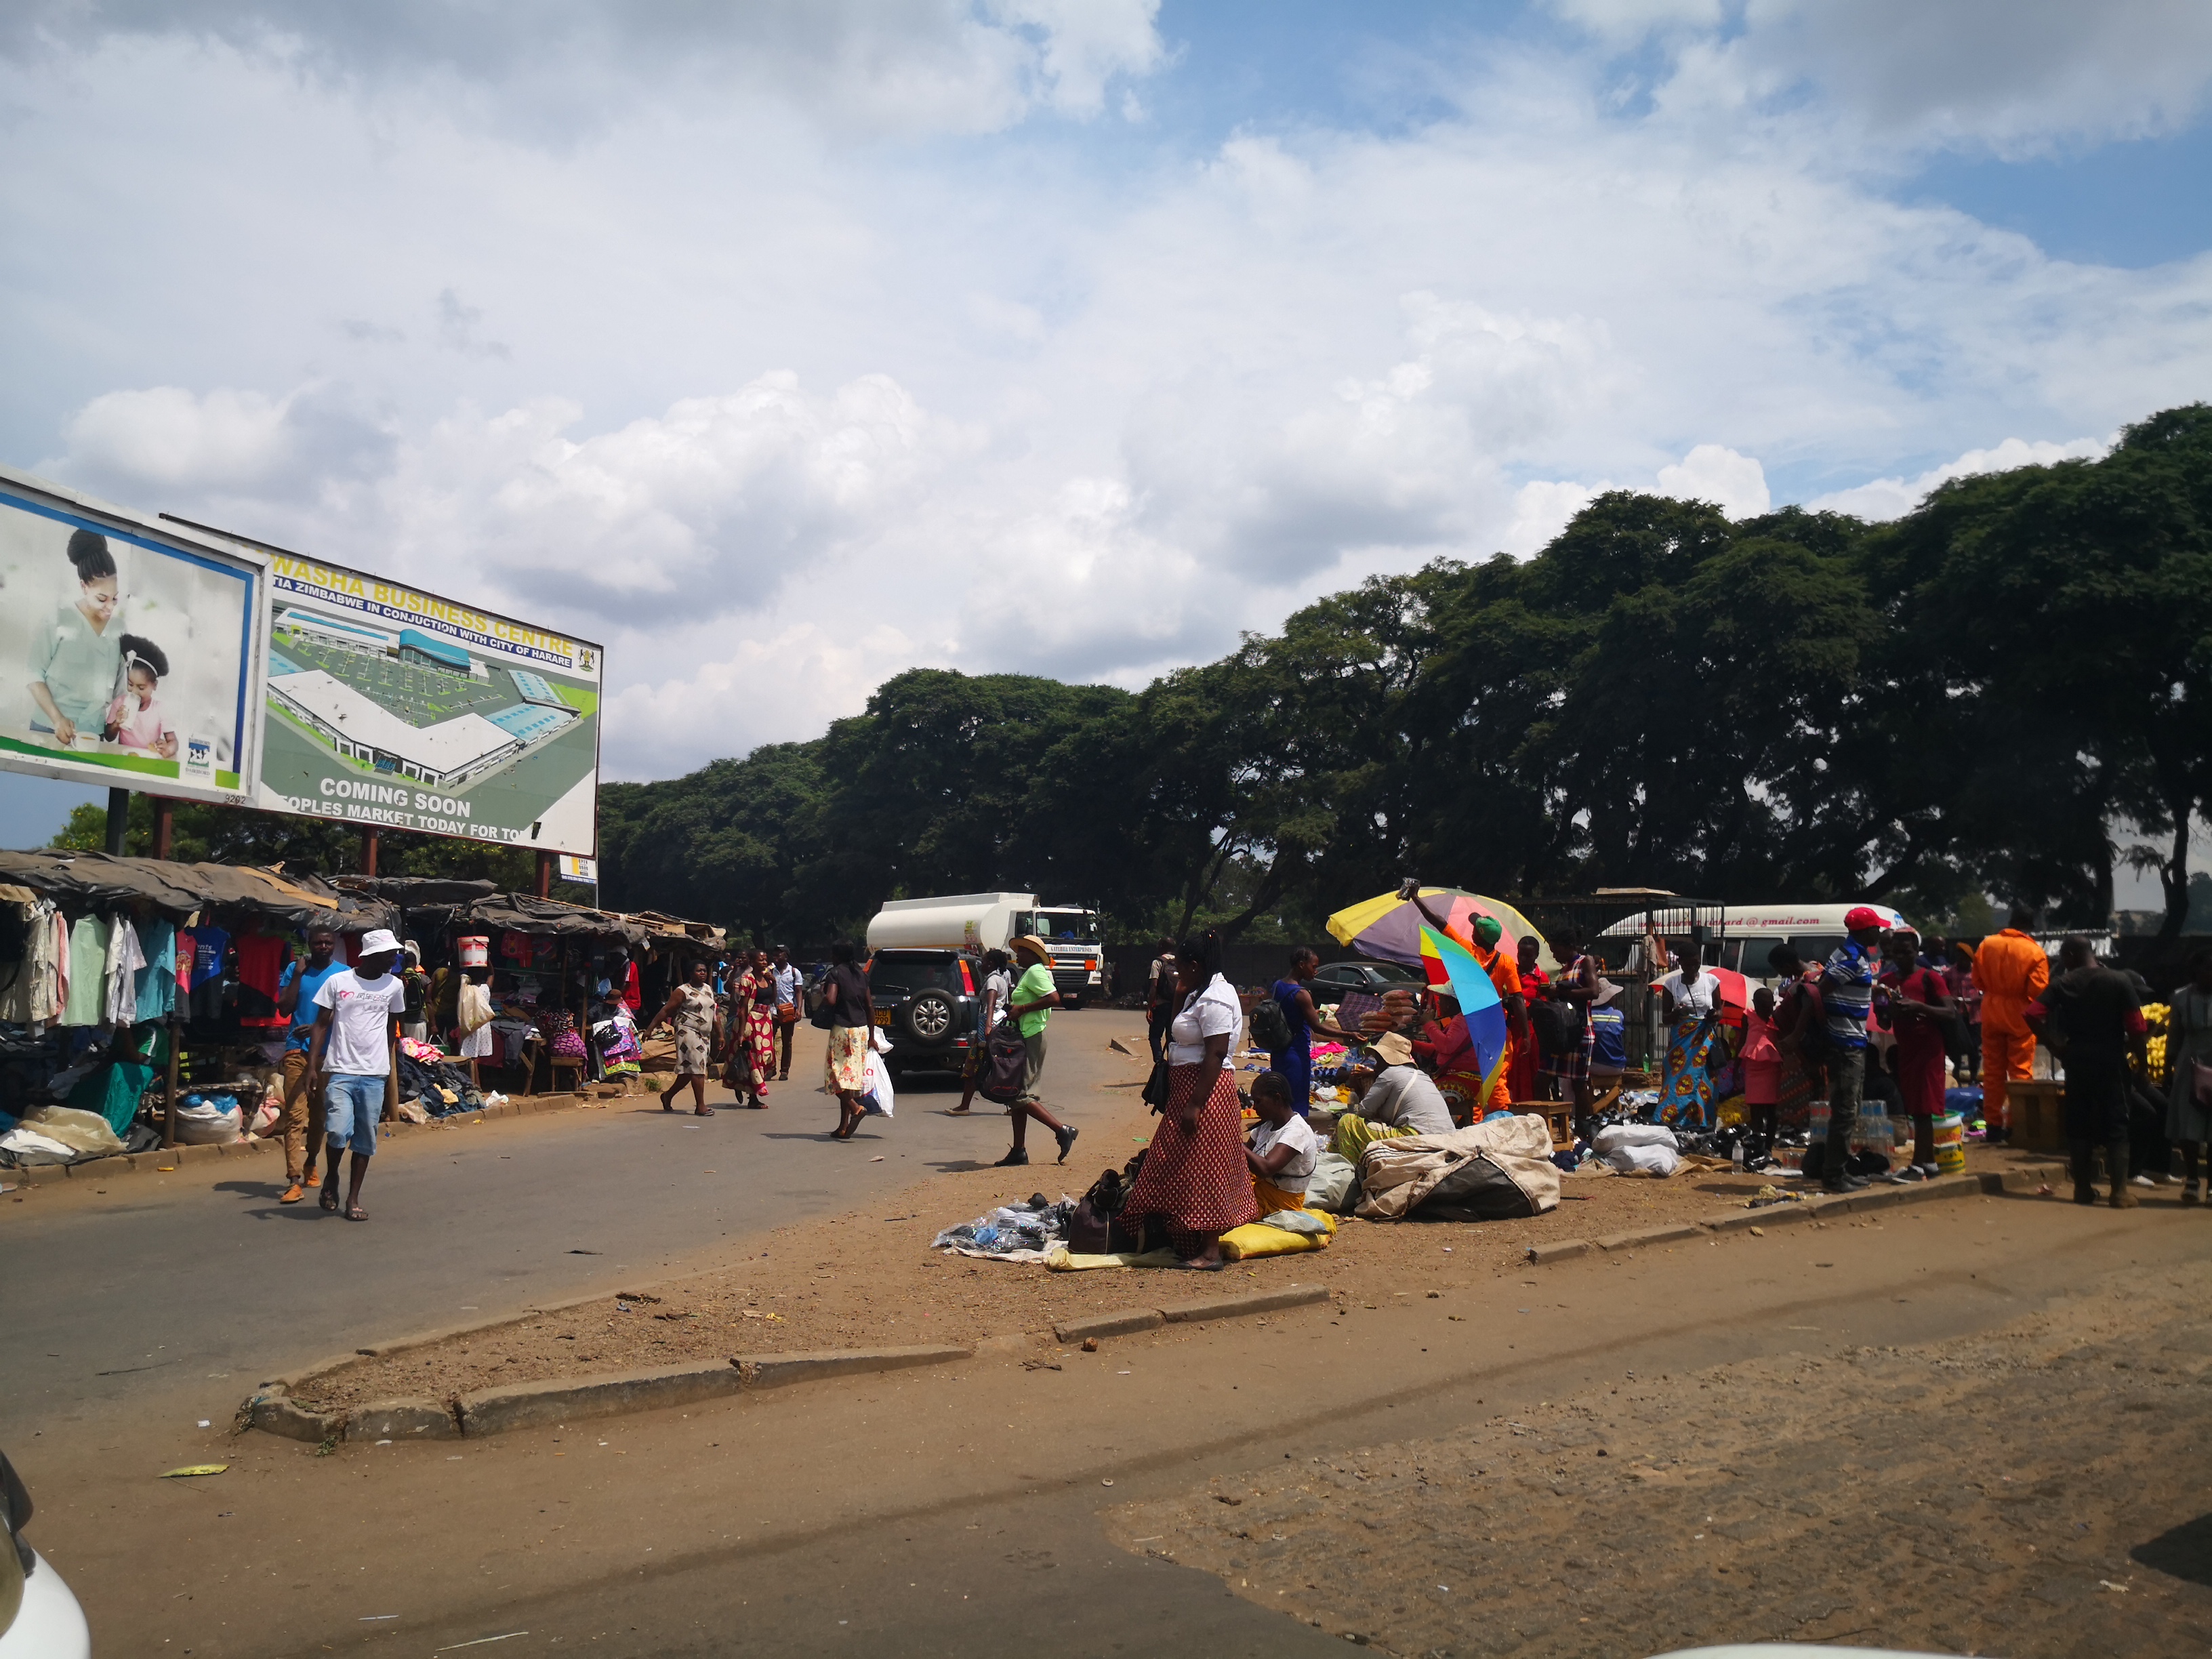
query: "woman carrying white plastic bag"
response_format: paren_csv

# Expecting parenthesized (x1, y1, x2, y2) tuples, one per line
(861, 1029, 896, 1118)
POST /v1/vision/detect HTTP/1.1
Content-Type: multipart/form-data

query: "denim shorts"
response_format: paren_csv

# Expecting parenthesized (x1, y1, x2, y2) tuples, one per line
(324, 1073, 386, 1157)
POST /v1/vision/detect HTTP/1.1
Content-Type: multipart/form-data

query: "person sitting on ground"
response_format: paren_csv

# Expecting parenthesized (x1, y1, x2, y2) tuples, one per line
(1333, 1031, 1456, 1160)
(1245, 1069, 1322, 1215)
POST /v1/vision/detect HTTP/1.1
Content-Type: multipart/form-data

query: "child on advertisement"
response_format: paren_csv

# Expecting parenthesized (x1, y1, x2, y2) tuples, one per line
(104, 635, 178, 758)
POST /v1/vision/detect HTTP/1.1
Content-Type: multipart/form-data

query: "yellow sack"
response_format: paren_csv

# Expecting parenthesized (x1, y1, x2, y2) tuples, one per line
(1219, 1210, 1336, 1261)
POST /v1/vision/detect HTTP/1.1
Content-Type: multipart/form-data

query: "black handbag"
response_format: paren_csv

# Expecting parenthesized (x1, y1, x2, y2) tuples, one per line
(1141, 1059, 1172, 1111)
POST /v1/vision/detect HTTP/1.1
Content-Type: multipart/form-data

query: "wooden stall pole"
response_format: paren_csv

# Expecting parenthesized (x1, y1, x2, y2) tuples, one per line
(161, 1016, 180, 1149)
(361, 829, 380, 877)
(535, 850, 554, 898)
(104, 787, 130, 856)
(151, 796, 174, 860)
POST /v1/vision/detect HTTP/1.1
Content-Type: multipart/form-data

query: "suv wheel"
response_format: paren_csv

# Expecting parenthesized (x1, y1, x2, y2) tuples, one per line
(899, 988, 956, 1047)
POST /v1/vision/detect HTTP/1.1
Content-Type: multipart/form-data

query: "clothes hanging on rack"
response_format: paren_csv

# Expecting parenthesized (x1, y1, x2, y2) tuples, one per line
(0, 898, 63, 1025)
(104, 916, 147, 1029)
(134, 917, 178, 1023)
(234, 933, 287, 1027)
(62, 916, 106, 1027)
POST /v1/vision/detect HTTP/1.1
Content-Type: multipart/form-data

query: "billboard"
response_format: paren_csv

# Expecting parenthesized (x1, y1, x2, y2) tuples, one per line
(0, 467, 263, 802)
(250, 551, 602, 855)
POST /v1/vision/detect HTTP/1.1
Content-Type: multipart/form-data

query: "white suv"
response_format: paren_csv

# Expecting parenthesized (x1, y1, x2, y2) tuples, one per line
(0, 1453, 90, 1658)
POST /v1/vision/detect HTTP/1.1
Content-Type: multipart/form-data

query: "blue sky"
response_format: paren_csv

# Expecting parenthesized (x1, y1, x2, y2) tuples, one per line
(0, 0, 2209, 865)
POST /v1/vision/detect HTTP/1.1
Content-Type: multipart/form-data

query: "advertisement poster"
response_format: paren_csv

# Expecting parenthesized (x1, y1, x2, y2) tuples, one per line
(253, 552, 602, 855)
(0, 472, 260, 800)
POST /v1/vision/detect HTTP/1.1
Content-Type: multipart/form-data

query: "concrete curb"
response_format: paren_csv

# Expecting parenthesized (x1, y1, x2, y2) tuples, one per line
(1052, 1284, 1330, 1344)
(249, 1286, 1336, 1442)
(9, 1089, 621, 1188)
(249, 1344, 979, 1442)
(1529, 1161, 2071, 1264)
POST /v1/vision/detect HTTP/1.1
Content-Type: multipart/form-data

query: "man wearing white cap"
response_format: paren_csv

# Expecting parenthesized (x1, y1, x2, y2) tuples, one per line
(308, 926, 407, 1221)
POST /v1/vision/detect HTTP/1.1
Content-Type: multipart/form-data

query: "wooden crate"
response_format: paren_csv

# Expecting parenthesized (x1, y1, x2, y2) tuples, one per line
(2009, 1079, 2067, 1153)
(1511, 1101, 1576, 1151)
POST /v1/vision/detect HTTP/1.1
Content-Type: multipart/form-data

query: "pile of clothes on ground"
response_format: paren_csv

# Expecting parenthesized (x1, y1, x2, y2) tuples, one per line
(933, 1193, 1076, 1262)
(397, 1040, 487, 1120)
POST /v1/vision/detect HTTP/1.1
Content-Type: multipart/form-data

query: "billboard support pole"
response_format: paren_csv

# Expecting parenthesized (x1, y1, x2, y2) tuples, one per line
(536, 851, 553, 899)
(152, 798, 174, 861)
(104, 789, 129, 856)
(161, 1017, 180, 1151)
(361, 830, 380, 878)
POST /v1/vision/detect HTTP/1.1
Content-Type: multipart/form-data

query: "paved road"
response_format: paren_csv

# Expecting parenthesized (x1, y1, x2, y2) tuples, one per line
(26, 1174, 2210, 1657)
(0, 1014, 1143, 1437)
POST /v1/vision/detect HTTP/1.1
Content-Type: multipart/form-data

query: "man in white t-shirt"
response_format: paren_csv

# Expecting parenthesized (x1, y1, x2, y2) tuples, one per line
(308, 926, 408, 1221)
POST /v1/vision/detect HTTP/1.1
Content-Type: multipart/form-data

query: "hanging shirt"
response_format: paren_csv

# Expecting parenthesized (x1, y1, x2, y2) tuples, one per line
(234, 934, 289, 1027)
(134, 918, 178, 1023)
(190, 923, 230, 987)
(105, 916, 147, 1028)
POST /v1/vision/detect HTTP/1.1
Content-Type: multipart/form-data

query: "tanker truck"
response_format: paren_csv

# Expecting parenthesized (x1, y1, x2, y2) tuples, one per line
(864, 892, 1105, 1008)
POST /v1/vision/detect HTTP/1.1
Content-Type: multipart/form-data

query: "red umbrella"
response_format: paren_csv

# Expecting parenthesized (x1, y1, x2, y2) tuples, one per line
(1711, 966, 1750, 1025)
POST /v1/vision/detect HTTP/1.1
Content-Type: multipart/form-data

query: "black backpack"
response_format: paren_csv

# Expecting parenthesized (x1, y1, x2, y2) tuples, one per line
(1529, 995, 1581, 1058)
(1249, 992, 1292, 1052)
(978, 1023, 1030, 1104)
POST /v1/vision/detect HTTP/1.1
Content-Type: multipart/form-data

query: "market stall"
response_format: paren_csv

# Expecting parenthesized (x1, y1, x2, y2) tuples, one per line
(0, 849, 397, 1166)
(333, 881, 725, 1099)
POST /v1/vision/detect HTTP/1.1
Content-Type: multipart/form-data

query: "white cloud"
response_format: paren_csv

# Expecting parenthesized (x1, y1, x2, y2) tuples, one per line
(1657, 444, 1771, 519)
(1807, 434, 2112, 521)
(9, 6, 2212, 783)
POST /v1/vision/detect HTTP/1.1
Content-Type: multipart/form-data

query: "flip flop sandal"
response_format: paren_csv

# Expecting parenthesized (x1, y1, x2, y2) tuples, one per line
(694, 1107, 716, 1116)
(319, 1185, 340, 1212)
(346, 1206, 369, 1221)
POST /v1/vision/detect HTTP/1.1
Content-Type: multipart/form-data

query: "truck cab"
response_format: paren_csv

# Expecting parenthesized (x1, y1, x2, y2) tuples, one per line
(1010, 906, 1104, 1008)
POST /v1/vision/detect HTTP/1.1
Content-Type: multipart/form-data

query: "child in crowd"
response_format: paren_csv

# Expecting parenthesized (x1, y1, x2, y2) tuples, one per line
(1742, 985, 1782, 1148)
(105, 635, 178, 758)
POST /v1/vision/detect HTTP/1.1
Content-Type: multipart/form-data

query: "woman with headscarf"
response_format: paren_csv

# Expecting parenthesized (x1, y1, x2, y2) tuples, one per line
(729, 947, 779, 1107)
(1121, 932, 1259, 1268)
(30, 529, 125, 747)
(1654, 937, 1725, 1128)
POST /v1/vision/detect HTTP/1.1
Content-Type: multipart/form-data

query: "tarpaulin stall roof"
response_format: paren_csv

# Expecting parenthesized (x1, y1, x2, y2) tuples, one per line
(0, 850, 396, 929)
(333, 876, 499, 908)
(464, 893, 655, 947)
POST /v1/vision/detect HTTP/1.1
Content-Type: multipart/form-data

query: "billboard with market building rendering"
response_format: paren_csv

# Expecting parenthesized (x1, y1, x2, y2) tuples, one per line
(0, 465, 265, 803)
(252, 552, 602, 856)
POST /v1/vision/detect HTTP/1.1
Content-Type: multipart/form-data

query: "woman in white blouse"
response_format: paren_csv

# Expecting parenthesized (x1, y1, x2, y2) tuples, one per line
(1654, 935, 1726, 1128)
(1119, 932, 1261, 1268)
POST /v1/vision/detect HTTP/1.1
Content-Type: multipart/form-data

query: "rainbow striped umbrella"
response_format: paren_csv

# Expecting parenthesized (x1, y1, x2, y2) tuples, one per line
(1324, 886, 1551, 972)
(1419, 922, 1512, 1103)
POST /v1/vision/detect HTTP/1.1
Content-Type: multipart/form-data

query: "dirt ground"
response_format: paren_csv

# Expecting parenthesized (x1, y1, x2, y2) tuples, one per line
(1105, 1252, 2212, 1658)
(295, 1039, 2066, 1413)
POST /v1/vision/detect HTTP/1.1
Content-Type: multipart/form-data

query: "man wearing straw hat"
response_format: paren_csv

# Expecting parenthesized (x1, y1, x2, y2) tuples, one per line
(307, 927, 407, 1222)
(998, 935, 1078, 1168)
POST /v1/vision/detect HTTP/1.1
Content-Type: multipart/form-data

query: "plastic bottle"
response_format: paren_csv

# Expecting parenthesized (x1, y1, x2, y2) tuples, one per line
(1732, 1139, 1745, 1172)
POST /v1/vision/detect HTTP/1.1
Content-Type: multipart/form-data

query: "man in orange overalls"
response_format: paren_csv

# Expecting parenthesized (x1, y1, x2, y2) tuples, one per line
(1972, 905, 2049, 1143)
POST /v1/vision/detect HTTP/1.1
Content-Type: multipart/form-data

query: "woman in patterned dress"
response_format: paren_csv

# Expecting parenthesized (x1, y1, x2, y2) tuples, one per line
(649, 957, 720, 1116)
(729, 947, 779, 1107)
(1121, 933, 1260, 1268)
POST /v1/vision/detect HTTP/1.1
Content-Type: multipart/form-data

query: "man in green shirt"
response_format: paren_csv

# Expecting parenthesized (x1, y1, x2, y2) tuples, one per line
(998, 935, 1078, 1168)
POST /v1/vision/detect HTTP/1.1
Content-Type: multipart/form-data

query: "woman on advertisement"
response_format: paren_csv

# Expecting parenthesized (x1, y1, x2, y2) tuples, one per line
(28, 531, 126, 747)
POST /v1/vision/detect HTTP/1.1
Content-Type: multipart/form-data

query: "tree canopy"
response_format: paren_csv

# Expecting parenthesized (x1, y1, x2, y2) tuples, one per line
(60, 403, 2209, 952)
